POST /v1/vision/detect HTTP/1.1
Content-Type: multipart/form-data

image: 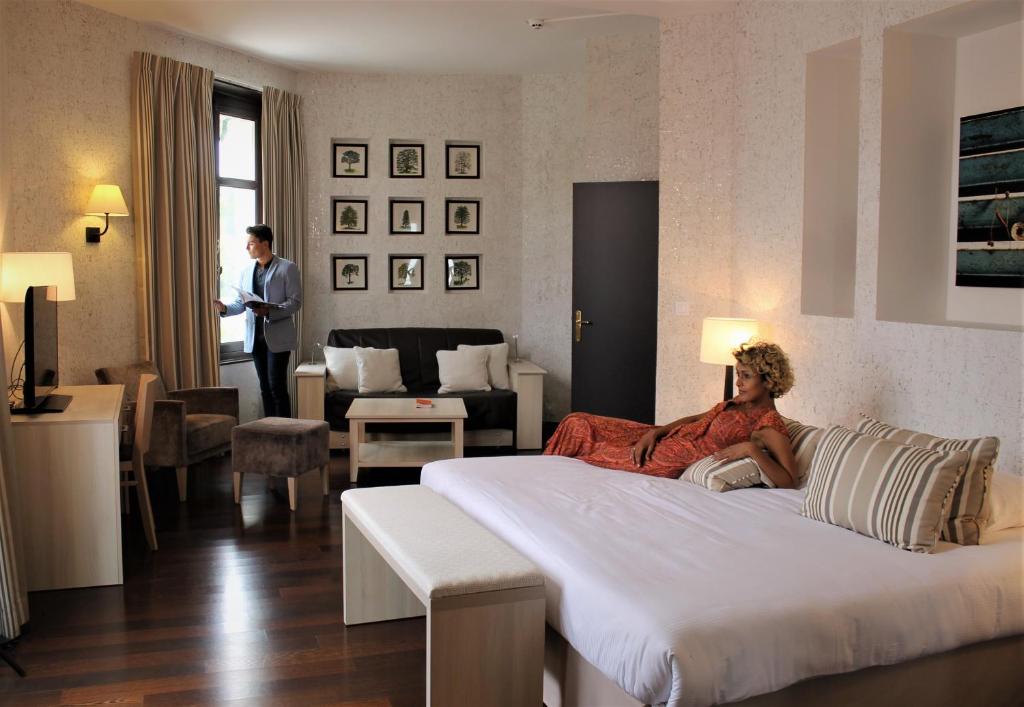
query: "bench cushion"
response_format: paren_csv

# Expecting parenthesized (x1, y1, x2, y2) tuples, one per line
(342, 486, 543, 599)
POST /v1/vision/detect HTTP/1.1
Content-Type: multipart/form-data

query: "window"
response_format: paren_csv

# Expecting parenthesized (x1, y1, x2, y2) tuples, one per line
(214, 81, 262, 362)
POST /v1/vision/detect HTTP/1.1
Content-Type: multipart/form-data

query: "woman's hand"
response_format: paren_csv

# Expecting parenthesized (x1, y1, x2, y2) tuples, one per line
(712, 441, 755, 462)
(631, 429, 662, 466)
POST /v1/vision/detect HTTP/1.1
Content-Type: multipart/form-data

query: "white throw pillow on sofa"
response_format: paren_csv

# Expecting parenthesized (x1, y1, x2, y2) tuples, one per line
(457, 342, 510, 390)
(323, 346, 358, 392)
(437, 348, 491, 394)
(354, 347, 407, 394)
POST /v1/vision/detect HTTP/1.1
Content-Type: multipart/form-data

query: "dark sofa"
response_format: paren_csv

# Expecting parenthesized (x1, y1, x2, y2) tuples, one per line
(321, 327, 517, 437)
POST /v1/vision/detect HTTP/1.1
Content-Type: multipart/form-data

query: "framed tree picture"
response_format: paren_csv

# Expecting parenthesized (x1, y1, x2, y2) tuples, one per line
(390, 143, 425, 178)
(446, 144, 480, 179)
(389, 254, 425, 291)
(332, 198, 368, 235)
(445, 198, 480, 234)
(389, 199, 425, 234)
(333, 142, 368, 178)
(332, 255, 368, 290)
(445, 254, 480, 290)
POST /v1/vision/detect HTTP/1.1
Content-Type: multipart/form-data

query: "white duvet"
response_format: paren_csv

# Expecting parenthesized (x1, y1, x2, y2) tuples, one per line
(420, 455, 1024, 707)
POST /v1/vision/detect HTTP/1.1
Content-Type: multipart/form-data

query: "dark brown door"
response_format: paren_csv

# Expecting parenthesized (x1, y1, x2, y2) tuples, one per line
(571, 181, 659, 424)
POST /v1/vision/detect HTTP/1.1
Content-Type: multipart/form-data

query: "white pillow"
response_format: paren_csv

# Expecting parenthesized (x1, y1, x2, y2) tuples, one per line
(323, 346, 358, 392)
(457, 342, 510, 390)
(437, 348, 491, 394)
(985, 472, 1024, 534)
(354, 347, 407, 394)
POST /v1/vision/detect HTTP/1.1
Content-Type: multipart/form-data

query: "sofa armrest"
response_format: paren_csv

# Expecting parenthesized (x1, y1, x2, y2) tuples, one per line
(509, 359, 547, 450)
(146, 399, 188, 467)
(295, 362, 327, 421)
(169, 387, 240, 419)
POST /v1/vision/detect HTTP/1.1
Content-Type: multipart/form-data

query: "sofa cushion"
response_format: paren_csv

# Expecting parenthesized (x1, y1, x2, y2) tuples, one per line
(186, 413, 236, 455)
(325, 388, 516, 432)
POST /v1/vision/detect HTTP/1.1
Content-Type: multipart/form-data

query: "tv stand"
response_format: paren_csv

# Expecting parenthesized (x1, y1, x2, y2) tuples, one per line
(10, 393, 72, 415)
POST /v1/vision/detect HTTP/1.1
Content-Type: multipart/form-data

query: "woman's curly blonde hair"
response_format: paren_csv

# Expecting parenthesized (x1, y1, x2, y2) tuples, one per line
(732, 341, 794, 399)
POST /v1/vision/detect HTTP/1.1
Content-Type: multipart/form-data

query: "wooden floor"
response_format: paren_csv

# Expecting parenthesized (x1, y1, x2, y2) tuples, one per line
(0, 452, 455, 706)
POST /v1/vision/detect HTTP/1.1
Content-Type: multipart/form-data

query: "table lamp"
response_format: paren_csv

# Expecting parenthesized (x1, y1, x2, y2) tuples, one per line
(0, 252, 77, 302)
(700, 317, 760, 401)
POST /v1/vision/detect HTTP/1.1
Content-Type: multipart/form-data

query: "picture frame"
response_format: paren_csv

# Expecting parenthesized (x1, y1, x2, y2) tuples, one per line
(389, 199, 425, 234)
(389, 254, 425, 291)
(332, 198, 368, 235)
(446, 144, 480, 179)
(333, 142, 368, 178)
(445, 254, 480, 290)
(390, 143, 425, 178)
(332, 255, 368, 291)
(445, 198, 480, 235)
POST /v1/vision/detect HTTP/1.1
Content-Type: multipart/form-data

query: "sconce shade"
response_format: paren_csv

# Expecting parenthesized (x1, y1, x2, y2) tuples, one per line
(0, 252, 77, 302)
(699, 317, 760, 366)
(85, 185, 129, 216)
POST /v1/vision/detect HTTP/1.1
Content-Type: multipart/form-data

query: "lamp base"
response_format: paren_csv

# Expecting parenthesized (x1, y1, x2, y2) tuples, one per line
(85, 226, 102, 243)
(723, 364, 734, 402)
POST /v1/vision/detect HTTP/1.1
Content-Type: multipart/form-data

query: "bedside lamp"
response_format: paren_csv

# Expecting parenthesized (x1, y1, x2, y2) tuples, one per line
(700, 317, 760, 401)
(0, 252, 76, 302)
(85, 185, 129, 243)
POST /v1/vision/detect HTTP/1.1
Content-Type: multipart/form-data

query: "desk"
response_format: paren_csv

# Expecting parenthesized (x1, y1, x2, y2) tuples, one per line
(10, 384, 124, 590)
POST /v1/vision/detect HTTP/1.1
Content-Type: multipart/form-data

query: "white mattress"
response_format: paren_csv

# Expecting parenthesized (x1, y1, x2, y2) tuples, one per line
(420, 455, 1024, 707)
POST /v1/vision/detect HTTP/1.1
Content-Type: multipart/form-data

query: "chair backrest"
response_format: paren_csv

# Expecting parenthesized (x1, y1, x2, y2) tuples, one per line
(133, 374, 158, 459)
(326, 327, 504, 390)
(95, 361, 168, 401)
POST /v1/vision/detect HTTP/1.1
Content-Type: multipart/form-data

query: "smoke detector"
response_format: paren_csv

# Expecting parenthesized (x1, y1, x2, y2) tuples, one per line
(528, 18, 544, 30)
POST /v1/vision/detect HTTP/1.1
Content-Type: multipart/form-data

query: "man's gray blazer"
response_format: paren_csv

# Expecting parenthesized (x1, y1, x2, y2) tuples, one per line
(222, 256, 302, 353)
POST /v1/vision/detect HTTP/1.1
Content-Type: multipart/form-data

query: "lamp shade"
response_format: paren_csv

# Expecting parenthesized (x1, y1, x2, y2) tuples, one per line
(85, 184, 129, 216)
(0, 252, 76, 302)
(699, 317, 760, 366)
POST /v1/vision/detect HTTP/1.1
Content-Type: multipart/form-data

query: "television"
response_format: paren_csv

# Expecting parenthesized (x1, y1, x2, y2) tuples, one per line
(10, 285, 70, 414)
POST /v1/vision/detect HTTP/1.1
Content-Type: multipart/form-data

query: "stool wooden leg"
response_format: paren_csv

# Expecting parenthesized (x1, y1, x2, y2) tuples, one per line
(233, 471, 243, 504)
(321, 464, 330, 496)
(287, 477, 298, 511)
(175, 466, 188, 502)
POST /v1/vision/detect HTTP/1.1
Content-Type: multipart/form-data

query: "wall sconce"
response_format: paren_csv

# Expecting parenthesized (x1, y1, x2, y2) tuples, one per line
(84, 185, 129, 243)
(0, 252, 77, 302)
(699, 317, 760, 401)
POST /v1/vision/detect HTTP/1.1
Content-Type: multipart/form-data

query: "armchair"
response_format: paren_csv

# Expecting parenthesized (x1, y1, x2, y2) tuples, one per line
(95, 361, 239, 501)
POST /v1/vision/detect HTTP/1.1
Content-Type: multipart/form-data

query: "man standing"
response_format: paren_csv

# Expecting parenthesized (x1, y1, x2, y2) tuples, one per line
(214, 225, 302, 418)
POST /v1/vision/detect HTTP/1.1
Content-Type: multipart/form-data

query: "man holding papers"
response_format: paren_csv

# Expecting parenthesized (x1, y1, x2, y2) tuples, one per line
(214, 225, 302, 417)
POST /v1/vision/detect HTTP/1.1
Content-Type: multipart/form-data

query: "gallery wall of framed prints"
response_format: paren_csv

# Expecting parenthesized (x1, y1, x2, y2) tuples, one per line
(328, 137, 484, 293)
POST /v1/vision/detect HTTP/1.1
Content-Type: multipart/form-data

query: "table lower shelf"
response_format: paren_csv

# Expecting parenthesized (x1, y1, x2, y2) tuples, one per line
(354, 440, 460, 467)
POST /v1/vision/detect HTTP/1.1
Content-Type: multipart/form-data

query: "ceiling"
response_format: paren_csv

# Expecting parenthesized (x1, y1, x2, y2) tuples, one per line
(78, 1, 726, 75)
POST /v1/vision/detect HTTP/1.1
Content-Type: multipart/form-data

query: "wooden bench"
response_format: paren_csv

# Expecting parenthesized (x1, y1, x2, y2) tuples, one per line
(341, 486, 545, 707)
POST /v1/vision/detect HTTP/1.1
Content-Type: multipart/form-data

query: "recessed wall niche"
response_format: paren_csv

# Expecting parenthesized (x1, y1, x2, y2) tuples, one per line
(800, 38, 860, 318)
(877, 0, 1023, 331)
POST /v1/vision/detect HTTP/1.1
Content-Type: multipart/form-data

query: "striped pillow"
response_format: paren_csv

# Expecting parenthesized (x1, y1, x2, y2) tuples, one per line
(783, 418, 825, 486)
(801, 426, 969, 553)
(682, 456, 765, 492)
(856, 415, 998, 546)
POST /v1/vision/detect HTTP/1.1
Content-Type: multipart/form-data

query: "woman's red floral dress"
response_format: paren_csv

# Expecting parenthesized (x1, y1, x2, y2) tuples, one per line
(543, 401, 789, 478)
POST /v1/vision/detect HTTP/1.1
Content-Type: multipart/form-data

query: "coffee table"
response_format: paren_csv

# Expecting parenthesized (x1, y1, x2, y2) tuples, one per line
(345, 398, 468, 483)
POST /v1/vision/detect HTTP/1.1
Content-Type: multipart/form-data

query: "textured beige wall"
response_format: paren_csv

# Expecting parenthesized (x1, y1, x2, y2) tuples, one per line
(659, 0, 1024, 473)
(297, 71, 523, 354)
(521, 33, 659, 421)
(1, 0, 295, 391)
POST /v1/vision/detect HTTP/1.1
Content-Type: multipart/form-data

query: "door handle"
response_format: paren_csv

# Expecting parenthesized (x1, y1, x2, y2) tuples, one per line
(574, 309, 593, 343)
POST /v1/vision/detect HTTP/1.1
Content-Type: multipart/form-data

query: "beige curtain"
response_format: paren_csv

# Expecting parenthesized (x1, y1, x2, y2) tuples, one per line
(132, 52, 219, 390)
(261, 86, 307, 408)
(0, 329, 28, 637)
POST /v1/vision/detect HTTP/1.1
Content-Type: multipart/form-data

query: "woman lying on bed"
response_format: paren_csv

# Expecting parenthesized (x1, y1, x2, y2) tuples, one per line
(544, 341, 798, 487)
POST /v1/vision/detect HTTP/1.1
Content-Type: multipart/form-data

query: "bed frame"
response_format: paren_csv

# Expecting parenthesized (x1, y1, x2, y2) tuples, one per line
(542, 626, 1023, 707)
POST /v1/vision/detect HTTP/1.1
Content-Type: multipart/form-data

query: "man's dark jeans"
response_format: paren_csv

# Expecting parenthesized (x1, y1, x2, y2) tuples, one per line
(252, 336, 291, 418)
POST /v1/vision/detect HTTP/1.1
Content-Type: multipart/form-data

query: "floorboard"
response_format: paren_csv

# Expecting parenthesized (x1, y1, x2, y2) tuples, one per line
(0, 448, 504, 706)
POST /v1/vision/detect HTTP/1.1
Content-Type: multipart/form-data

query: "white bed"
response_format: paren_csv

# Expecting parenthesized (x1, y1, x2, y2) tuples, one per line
(420, 455, 1024, 707)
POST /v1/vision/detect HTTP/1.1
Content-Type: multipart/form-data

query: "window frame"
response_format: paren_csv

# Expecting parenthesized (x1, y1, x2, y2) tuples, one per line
(214, 80, 263, 364)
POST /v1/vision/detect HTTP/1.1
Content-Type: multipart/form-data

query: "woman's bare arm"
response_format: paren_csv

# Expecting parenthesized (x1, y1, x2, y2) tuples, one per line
(711, 428, 797, 488)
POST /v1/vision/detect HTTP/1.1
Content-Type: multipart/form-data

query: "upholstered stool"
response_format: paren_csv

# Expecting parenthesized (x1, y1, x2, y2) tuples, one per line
(231, 417, 330, 511)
